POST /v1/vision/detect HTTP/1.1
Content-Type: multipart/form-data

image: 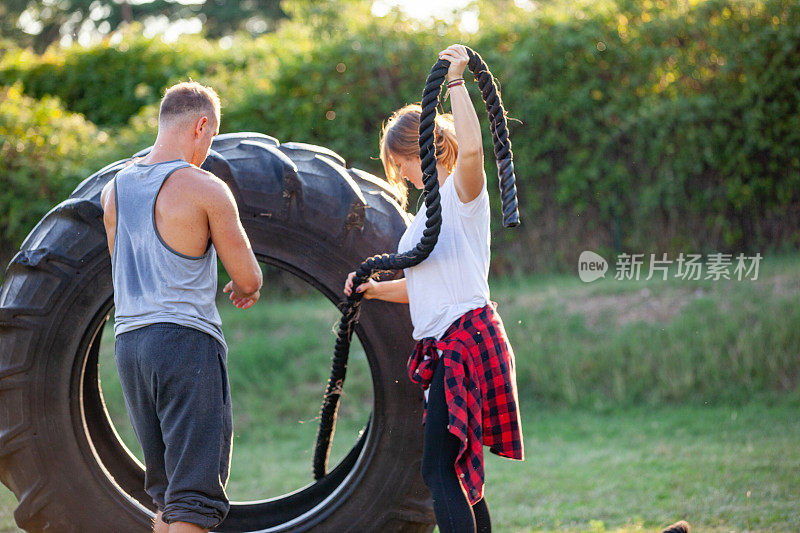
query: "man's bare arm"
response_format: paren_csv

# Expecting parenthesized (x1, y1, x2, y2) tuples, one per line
(100, 179, 116, 258)
(202, 174, 262, 295)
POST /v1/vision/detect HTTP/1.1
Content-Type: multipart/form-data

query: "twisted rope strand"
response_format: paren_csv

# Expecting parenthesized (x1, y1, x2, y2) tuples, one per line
(313, 47, 520, 479)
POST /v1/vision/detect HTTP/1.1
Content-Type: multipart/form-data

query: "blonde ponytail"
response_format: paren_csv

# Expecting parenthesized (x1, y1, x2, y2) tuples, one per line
(434, 113, 458, 174)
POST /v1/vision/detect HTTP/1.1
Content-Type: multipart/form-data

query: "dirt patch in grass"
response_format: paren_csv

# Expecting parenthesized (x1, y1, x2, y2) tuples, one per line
(504, 283, 706, 327)
(564, 287, 702, 327)
(765, 273, 800, 298)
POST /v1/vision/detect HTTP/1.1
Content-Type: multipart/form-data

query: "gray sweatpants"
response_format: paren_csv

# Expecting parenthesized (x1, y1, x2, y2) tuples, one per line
(114, 322, 233, 529)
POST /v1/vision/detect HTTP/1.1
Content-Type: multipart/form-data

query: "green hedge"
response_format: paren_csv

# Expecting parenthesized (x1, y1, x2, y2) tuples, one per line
(473, 0, 800, 266)
(0, 83, 112, 270)
(218, 17, 457, 172)
(0, 25, 266, 126)
(2, 0, 799, 274)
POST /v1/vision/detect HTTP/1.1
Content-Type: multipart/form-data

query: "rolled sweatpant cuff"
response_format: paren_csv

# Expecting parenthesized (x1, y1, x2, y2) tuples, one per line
(162, 496, 229, 529)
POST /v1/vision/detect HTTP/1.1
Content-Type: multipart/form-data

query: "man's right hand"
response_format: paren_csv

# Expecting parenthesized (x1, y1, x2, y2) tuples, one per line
(223, 280, 260, 309)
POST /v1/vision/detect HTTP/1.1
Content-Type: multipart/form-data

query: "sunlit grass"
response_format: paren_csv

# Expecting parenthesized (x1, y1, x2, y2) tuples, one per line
(1, 399, 797, 532)
(484, 400, 800, 532)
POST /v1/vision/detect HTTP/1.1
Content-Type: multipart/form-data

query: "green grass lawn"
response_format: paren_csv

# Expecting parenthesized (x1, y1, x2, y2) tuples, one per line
(1, 253, 799, 531)
(484, 400, 799, 532)
(1, 401, 797, 532)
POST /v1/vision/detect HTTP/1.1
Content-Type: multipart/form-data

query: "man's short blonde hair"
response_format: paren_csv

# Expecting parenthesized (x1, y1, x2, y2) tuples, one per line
(159, 81, 221, 127)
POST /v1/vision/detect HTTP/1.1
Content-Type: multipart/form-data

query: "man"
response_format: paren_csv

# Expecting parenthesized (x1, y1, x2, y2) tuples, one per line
(100, 81, 262, 532)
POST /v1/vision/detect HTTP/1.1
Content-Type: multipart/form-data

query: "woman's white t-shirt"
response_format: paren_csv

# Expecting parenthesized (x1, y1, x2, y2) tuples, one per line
(397, 174, 491, 340)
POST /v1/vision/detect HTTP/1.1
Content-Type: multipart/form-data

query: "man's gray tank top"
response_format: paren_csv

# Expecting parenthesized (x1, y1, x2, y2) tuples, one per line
(112, 159, 227, 352)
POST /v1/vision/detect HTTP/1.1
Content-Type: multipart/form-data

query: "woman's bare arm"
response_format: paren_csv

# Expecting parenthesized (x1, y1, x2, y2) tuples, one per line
(344, 273, 409, 304)
(440, 44, 485, 203)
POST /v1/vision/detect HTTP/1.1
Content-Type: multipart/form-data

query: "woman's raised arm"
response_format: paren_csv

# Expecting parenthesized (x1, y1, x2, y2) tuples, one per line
(440, 44, 485, 203)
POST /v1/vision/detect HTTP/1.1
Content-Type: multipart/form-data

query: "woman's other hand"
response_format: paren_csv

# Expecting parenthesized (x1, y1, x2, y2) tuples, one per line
(439, 44, 469, 82)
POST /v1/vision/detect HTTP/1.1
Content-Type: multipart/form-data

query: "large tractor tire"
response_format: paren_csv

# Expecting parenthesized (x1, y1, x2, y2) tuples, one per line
(0, 133, 435, 532)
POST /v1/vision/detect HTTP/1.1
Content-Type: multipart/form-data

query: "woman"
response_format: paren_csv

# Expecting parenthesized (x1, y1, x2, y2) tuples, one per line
(344, 44, 524, 533)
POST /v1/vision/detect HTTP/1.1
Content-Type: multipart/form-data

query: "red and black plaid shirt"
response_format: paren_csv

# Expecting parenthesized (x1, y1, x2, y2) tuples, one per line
(407, 302, 524, 505)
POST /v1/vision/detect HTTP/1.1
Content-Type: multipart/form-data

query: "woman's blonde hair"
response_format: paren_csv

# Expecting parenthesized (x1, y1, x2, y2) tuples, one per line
(379, 104, 458, 208)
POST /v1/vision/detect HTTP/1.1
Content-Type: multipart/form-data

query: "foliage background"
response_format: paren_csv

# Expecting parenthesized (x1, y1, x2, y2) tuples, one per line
(1, 0, 799, 275)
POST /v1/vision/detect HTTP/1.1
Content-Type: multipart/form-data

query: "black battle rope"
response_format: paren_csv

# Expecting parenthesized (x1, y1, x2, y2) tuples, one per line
(313, 47, 520, 479)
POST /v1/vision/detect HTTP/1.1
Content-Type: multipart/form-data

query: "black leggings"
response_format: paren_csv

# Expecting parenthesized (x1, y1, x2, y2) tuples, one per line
(421, 359, 491, 533)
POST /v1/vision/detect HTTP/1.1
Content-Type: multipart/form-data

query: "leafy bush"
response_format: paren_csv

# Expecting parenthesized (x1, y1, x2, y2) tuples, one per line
(0, 26, 261, 126)
(474, 0, 800, 267)
(2, 0, 799, 274)
(220, 0, 800, 270)
(217, 15, 457, 172)
(0, 83, 112, 271)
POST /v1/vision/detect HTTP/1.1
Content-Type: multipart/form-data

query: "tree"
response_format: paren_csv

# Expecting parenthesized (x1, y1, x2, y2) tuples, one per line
(0, 0, 287, 52)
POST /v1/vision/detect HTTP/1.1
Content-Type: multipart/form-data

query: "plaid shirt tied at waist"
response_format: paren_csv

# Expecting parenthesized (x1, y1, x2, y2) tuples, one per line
(407, 302, 524, 505)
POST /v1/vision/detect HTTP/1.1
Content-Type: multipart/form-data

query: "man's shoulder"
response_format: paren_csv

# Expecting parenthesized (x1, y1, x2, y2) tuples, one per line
(171, 165, 227, 192)
(170, 166, 231, 208)
(171, 164, 219, 183)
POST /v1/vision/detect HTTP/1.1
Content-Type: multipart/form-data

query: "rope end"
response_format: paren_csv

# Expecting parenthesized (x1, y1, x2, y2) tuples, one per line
(503, 213, 521, 228)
